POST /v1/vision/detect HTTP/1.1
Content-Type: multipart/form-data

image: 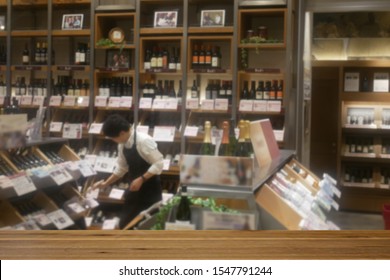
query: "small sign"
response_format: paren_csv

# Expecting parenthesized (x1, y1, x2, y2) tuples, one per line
(239, 100, 253, 112)
(253, 100, 268, 112)
(84, 154, 97, 168)
(102, 218, 119, 230)
(10, 173, 37, 196)
(77, 96, 89, 107)
(267, 100, 282, 112)
(95, 96, 108, 107)
(0, 176, 14, 190)
(20, 95, 33, 105)
(94, 157, 116, 173)
(77, 161, 96, 177)
(32, 96, 45, 106)
(139, 97, 153, 109)
(153, 126, 176, 142)
(214, 99, 228, 111)
(49, 96, 62, 107)
(120, 96, 132, 108)
(63, 123, 82, 139)
(344, 72, 360, 92)
(108, 97, 121, 108)
(186, 98, 199, 110)
(63, 96, 76, 107)
(152, 99, 167, 110)
(88, 123, 103, 134)
(201, 99, 215, 110)
(166, 99, 178, 110)
(49, 122, 63, 132)
(49, 167, 73, 186)
(184, 126, 199, 137)
(47, 209, 74, 230)
(109, 188, 125, 200)
(373, 72, 389, 92)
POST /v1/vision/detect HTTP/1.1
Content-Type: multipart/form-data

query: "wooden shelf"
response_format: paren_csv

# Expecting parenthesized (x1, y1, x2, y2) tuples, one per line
(341, 92, 390, 102)
(188, 26, 234, 34)
(238, 43, 286, 49)
(11, 30, 48, 37)
(52, 29, 91, 37)
(140, 27, 184, 35)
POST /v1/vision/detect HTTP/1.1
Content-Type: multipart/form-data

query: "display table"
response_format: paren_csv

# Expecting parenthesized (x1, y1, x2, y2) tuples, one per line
(0, 231, 389, 259)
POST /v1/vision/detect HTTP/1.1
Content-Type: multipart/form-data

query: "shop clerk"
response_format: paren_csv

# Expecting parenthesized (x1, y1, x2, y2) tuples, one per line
(92, 114, 163, 229)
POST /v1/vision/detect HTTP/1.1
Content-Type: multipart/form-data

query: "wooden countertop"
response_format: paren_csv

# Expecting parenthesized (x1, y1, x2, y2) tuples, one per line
(1, 230, 390, 260)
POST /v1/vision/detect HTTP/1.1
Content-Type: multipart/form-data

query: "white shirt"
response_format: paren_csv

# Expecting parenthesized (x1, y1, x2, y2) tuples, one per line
(114, 129, 164, 178)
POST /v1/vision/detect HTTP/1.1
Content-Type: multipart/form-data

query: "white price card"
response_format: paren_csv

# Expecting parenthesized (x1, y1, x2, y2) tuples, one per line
(33, 213, 52, 227)
(214, 99, 228, 111)
(94, 157, 116, 173)
(102, 218, 119, 230)
(201, 99, 215, 110)
(139, 97, 153, 109)
(253, 100, 268, 112)
(0, 96, 4, 105)
(20, 95, 32, 105)
(373, 72, 389, 92)
(274, 129, 284, 142)
(49, 122, 63, 132)
(47, 209, 74, 230)
(77, 160, 96, 177)
(239, 100, 253, 112)
(10, 173, 37, 196)
(267, 100, 282, 112)
(95, 96, 108, 107)
(153, 126, 176, 142)
(67, 202, 86, 214)
(49, 167, 73, 186)
(152, 99, 167, 110)
(32, 95, 45, 106)
(88, 123, 103, 134)
(49, 96, 62, 107)
(109, 188, 125, 200)
(344, 72, 360, 92)
(77, 96, 89, 107)
(86, 188, 99, 200)
(63, 96, 76, 107)
(84, 154, 97, 168)
(120, 96, 132, 108)
(163, 158, 171, 171)
(184, 126, 199, 137)
(186, 98, 199, 109)
(136, 125, 149, 135)
(0, 175, 14, 190)
(166, 99, 178, 110)
(62, 123, 82, 139)
(108, 97, 121, 107)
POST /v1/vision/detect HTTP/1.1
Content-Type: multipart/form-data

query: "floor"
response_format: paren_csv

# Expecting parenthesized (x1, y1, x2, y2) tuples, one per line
(328, 210, 386, 230)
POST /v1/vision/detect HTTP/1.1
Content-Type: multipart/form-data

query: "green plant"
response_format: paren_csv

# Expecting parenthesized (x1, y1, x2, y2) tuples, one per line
(96, 38, 125, 53)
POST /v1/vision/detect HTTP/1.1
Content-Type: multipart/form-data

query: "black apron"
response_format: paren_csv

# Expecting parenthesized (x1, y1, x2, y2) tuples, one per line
(119, 132, 162, 229)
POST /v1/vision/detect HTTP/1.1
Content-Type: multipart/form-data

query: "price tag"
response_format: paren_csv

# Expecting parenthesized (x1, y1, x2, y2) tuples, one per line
(139, 97, 153, 109)
(49, 122, 63, 132)
(95, 96, 108, 107)
(267, 100, 282, 112)
(214, 99, 228, 111)
(163, 159, 171, 171)
(32, 96, 45, 106)
(77, 160, 96, 177)
(184, 126, 199, 137)
(152, 99, 167, 109)
(0, 96, 4, 105)
(84, 154, 97, 168)
(94, 157, 116, 173)
(33, 213, 52, 228)
(166, 99, 178, 110)
(49, 96, 62, 107)
(136, 125, 149, 135)
(109, 188, 125, 200)
(86, 188, 99, 200)
(239, 100, 253, 112)
(0, 175, 14, 190)
(253, 100, 268, 112)
(186, 98, 199, 109)
(273, 129, 284, 142)
(77, 96, 89, 107)
(120, 96, 132, 108)
(20, 95, 33, 105)
(10, 173, 37, 196)
(63, 123, 82, 139)
(49, 167, 73, 186)
(88, 123, 103, 134)
(47, 209, 74, 230)
(63, 96, 76, 107)
(108, 97, 121, 108)
(201, 99, 215, 110)
(102, 218, 119, 230)
(67, 202, 86, 214)
(153, 126, 176, 142)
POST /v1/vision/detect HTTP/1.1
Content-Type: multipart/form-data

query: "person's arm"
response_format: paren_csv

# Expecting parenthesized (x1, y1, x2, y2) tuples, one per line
(92, 173, 121, 190)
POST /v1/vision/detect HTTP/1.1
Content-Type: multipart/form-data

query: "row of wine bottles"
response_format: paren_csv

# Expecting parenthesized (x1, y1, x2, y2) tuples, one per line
(142, 79, 181, 100)
(199, 119, 254, 157)
(97, 77, 133, 97)
(241, 80, 283, 101)
(192, 44, 222, 69)
(144, 46, 181, 71)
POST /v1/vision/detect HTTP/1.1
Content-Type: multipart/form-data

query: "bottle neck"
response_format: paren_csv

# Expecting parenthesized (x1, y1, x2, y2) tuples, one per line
(203, 125, 212, 143)
(221, 124, 230, 144)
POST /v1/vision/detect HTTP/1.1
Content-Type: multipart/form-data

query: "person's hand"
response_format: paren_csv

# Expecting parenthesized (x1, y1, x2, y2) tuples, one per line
(129, 177, 143, 192)
(92, 180, 106, 190)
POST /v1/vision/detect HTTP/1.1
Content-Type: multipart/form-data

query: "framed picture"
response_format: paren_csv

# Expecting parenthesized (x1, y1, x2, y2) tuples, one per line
(154, 11, 178, 28)
(62, 14, 84, 30)
(201, 10, 225, 27)
(106, 49, 130, 69)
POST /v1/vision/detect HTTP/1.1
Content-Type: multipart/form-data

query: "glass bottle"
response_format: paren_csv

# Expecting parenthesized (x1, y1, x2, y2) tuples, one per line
(176, 185, 191, 223)
(191, 79, 199, 99)
(22, 43, 29, 65)
(241, 81, 249, 100)
(218, 121, 231, 156)
(235, 120, 250, 157)
(199, 121, 214, 155)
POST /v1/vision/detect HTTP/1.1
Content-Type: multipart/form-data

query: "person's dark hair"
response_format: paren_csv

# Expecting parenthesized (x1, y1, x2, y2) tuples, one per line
(102, 114, 131, 138)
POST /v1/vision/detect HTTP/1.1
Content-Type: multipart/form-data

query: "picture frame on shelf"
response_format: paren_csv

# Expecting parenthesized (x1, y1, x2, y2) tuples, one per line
(62, 14, 84, 30)
(106, 49, 130, 69)
(200, 10, 225, 27)
(154, 11, 178, 28)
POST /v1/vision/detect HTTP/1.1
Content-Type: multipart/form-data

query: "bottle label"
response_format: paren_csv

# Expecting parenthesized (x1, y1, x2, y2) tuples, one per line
(144, 61, 151, 70)
(211, 57, 218, 68)
(22, 56, 29, 63)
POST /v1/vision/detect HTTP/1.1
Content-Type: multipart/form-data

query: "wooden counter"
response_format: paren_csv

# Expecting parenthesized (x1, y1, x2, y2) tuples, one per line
(1, 230, 390, 260)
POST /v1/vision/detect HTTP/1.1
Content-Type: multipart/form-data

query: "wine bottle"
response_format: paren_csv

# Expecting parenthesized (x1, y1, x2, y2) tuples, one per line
(199, 45, 205, 67)
(235, 120, 250, 157)
(205, 45, 212, 68)
(144, 48, 151, 70)
(157, 47, 163, 68)
(218, 121, 231, 156)
(162, 48, 169, 69)
(228, 118, 237, 156)
(168, 80, 176, 99)
(211, 46, 219, 68)
(256, 81, 264, 100)
(212, 80, 219, 100)
(226, 81, 233, 105)
(175, 47, 181, 71)
(192, 44, 199, 69)
(150, 47, 157, 69)
(41, 42, 48, 64)
(175, 185, 191, 223)
(244, 120, 254, 158)
(191, 79, 199, 99)
(22, 43, 30, 65)
(168, 47, 176, 70)
(263, 81, 271, 100)
(34, 42, 41, 64)
(199, 121, 214, 155)
(249, 81, 256, 100)
(270, 80, 277, 100)
(205, 80, 212, 100)
(277, 80, 283, 102)
(85, 43, 91, 65)
(177, 80, 183, 105)
(241, 81, 249, 100)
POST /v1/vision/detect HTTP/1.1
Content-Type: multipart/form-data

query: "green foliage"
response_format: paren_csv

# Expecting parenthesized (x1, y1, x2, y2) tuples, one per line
(96, 38, 125, 53)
